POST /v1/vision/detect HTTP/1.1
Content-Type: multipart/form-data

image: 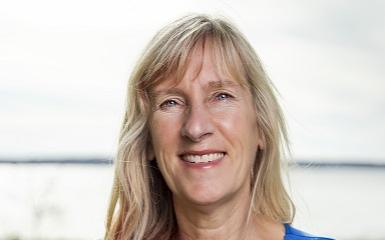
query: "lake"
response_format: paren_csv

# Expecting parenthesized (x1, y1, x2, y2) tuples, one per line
(0, 164, 384, 240)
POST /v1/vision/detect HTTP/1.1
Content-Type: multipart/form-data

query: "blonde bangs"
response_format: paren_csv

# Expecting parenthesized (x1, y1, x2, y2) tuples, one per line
(137, 18, 250, 96)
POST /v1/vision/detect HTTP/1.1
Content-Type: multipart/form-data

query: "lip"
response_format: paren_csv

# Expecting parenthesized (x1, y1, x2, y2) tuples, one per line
(179, 149, 225, 156)
(179, 149, 226, 169)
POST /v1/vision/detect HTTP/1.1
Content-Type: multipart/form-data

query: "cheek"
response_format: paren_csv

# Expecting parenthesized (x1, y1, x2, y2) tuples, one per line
(149, 114, 182, 162)
(213, 104, 259, 158)
(149, 117, 180, 188)
(214, 104, 258, 137)
(151, 113, 179, 141)
(150, 109, 192, 186)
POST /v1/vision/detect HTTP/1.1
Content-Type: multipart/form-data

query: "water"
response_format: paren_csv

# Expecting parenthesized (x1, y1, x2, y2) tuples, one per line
(0, 164, 384, 240)
(288, 166, 385, 240)
(0, 165, 112, 240)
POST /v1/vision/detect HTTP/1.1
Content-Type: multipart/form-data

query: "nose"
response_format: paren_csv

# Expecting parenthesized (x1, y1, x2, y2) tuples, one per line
(181, 104, 214, 142)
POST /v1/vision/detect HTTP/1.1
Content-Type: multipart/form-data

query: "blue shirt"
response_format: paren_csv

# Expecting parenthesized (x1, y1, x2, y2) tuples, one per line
(284, 224, 335, 240)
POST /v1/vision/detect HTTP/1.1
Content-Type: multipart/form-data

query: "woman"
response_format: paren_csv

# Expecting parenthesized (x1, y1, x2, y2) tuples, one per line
(105, 14, 334, 240)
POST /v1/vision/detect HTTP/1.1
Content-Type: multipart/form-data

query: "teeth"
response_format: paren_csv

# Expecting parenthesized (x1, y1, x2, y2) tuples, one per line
(182, 153, 224, 163)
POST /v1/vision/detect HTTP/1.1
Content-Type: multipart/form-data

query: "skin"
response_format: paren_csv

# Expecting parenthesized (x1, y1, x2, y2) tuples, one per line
(148, 40, 284, 240)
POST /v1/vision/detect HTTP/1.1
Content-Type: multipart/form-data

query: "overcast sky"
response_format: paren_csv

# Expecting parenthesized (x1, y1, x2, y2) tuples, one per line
(1, 0, 384, 162)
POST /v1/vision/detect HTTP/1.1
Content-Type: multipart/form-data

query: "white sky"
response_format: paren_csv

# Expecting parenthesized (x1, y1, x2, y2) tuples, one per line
(1, 0, 384, 162)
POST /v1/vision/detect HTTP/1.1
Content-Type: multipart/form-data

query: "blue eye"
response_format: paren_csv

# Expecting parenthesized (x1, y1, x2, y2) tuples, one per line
(160, 99, 179, 109)
(215, 92, 233, 101)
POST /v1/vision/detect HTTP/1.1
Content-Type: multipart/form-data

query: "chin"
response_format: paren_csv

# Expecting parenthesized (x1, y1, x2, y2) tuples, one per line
(180, 185, 230, 207)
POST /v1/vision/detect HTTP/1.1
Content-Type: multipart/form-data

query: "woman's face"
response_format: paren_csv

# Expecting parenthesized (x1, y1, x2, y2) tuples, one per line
(149, 43, 262, 206)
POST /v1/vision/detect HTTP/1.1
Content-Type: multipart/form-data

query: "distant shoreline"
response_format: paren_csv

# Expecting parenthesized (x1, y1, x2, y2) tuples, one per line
(0, 158, 385, 168)
(0, 158, 113, 165)
(293, 161, 385, 169)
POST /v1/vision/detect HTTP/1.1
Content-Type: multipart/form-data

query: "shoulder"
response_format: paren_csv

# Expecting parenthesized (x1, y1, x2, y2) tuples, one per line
(284, 224, 335, 240)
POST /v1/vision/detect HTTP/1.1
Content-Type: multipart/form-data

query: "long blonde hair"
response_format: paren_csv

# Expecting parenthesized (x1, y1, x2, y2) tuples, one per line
(105, 14, 295, 240)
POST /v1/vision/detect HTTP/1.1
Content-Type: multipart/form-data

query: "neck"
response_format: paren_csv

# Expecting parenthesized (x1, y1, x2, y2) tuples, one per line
(173, 186, 257, 240)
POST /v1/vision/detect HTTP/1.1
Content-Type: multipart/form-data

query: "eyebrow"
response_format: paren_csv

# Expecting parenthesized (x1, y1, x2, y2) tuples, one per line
(150, 79, 241, 100)
(206, 80, 240, 90)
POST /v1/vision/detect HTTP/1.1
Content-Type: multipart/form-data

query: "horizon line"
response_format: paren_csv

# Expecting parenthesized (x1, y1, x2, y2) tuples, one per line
(0, 158, 385, 168)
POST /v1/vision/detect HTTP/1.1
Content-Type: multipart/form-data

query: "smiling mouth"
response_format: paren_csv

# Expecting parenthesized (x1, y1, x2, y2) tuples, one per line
(180, 152, 225, 164)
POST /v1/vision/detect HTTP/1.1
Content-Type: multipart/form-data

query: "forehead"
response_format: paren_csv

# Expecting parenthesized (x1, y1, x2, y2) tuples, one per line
(150, 39, 247, 93)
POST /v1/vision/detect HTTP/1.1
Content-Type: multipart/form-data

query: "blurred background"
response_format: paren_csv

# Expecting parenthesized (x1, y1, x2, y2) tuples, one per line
(1, 0, 384, 239)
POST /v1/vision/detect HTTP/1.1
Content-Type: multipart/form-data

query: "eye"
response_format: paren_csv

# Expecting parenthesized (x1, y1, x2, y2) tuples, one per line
(159, 99, 181, 109)
(214, 92, 234, 101)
